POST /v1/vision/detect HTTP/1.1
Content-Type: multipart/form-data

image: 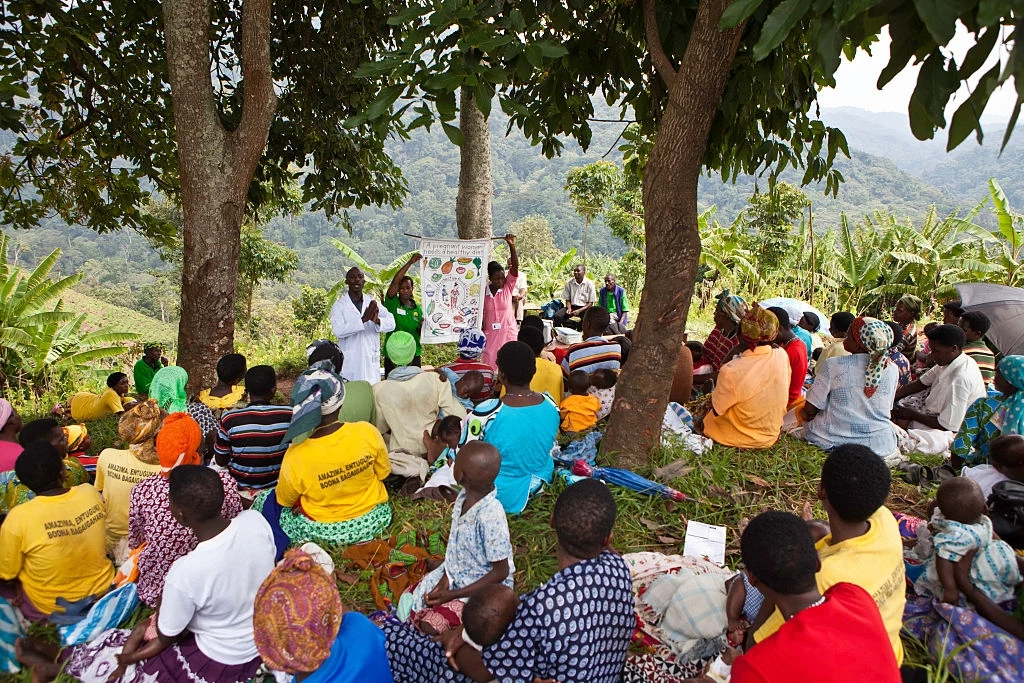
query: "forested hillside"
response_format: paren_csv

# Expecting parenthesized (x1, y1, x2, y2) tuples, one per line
(0, 105, 1016, 320)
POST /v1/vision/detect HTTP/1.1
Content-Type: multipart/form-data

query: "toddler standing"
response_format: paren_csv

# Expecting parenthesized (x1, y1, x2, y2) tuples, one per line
(405, 441, 514, 634)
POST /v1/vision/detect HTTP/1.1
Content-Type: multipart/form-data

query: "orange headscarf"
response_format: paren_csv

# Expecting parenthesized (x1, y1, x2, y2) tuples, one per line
(155, 412, 202, 475)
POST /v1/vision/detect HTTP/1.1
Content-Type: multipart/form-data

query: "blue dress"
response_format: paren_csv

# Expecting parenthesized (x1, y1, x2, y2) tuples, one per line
(304, 613, 394, 683)
(458, 397, 560, 514)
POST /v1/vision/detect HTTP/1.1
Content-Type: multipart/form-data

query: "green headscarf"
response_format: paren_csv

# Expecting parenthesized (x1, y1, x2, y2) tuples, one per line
(385, 331, 417, 367)
(149, 366, 189, 414)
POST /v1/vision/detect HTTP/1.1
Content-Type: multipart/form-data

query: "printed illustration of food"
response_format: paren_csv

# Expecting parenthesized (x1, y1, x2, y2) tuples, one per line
(419, 238, 491, 344)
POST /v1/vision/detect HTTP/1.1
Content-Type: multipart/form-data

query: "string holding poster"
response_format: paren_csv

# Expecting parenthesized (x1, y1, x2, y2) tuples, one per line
(419, 238, 490, 344)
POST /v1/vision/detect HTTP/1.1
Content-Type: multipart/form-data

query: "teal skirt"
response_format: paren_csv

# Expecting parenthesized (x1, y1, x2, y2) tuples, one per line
(252, 490, 391, 547)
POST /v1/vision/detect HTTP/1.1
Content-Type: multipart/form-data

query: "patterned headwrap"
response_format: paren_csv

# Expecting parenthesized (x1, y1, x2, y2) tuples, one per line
(155, 413, 202, 474)
(253, 548, 343, 674)
(143, 341, 162, 352)
(897, 294, 923, 318)
(118, 399, 166, 465)
(847, 316, 894, 397)
(458, 328, 487, 360)
(283, 360, 345, 446)
(0, 399, 12, 431)
(149, 366, 189, 414)
(739, 303, 779, 349)
(716, 290, 749, 324)
(385, 331, 417, 366)
(64, 424, 88, 451)
(995, 356, 1024, 437)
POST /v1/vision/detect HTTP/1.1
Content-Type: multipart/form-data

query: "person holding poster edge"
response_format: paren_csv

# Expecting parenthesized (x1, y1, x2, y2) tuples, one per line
(482, 234, 519, 369)
(384, 253, 424, 378)
(329, 267, 396, 385)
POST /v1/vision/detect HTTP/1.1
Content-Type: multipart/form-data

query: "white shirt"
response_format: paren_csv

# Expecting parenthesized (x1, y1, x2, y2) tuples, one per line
(329, 292, 396, 385)
(921, 352, 987, 431)
(158, 511, 275, 665)
(561, 277, 597, 308)
(512, 272, 528, 320)
(962, 465, 1009, 499)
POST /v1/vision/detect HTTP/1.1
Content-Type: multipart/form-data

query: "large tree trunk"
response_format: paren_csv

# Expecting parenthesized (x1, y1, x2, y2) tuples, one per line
(602, 0, 744, 467)
(456, 87, 493, 239)
(163, 0, 275, 390)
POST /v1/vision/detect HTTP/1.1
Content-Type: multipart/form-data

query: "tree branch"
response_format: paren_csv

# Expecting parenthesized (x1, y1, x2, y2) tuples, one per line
(642, 0, 678, 88)
(233, 0, 276, 189)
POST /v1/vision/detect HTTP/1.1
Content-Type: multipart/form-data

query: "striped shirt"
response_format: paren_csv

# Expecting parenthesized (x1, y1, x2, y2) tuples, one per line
(443, 359, 496, 403)
(214, 403, 292, 490)
(561, 337, 622, 378)
(702, 327, 738, 371)
(963, 339, 995, 383)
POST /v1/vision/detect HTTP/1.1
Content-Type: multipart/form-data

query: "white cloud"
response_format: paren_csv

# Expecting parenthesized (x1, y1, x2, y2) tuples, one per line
(819, 25, 1019, 122)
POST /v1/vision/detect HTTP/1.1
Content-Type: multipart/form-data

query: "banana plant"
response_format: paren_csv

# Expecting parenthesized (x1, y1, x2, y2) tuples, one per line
(0, 233, 137, 387)
(985, 178, 1024, 287)
(523, 248, 578, 301)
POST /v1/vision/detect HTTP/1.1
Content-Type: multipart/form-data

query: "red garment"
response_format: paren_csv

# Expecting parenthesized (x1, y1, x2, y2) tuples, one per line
(443, 359, 496, 403)
(731, 583, 900, 683)
(703, 327, 738, 372)
(781, 337, 808, 404)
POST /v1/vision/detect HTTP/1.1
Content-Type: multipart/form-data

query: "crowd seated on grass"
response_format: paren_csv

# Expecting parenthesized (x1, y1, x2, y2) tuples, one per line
(4, 287, 1024, 683)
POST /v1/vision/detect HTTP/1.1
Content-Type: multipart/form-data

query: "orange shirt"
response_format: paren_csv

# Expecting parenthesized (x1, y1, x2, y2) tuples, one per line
(703, 346, 790, 449)
(560, 394, 601, 433)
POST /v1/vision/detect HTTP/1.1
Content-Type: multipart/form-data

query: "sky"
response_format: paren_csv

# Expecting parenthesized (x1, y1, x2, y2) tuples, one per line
(818, 26, 1018, 123)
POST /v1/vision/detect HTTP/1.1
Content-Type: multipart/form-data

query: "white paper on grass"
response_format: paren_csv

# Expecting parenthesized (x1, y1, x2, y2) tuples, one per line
(683, 521, 727, 566)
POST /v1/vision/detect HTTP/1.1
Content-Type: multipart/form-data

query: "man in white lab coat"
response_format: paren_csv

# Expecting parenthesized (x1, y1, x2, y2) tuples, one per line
(329, 267, 396, 384)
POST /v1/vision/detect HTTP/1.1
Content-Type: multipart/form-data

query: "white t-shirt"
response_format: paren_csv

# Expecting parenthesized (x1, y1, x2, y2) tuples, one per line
(921, 352, 987, 431)
(158, 510, 275, 664)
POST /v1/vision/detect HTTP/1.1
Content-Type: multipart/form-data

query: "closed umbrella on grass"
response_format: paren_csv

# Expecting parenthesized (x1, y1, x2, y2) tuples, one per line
(571, 459, 688, 502)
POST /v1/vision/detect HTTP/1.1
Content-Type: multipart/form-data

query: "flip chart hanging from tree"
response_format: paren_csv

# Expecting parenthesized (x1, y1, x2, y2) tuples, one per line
(419, 238, 489, 344)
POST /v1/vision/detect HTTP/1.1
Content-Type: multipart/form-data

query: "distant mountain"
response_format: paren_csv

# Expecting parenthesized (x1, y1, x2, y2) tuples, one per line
(2, 104, 1018, 310)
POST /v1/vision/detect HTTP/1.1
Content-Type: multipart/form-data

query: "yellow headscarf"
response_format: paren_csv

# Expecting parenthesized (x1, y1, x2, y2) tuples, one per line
(117, 399, 166, 465)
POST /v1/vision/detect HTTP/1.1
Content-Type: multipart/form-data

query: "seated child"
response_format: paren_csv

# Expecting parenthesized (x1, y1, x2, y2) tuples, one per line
(63, 424, 95, 476)
(914, 321, 940, 373)
(198, 353, 247, 416)
(418, 415, 464, 493)
(725, 570, 763, 647)
(1, 419, 90, 516)
(447, 584, 520, 681)
(588, 368, 618, 420)
(0, 442, 114, 618)
(560, 370, 601, 433)
(405, 442, 514, 634)
(685, 341, 704, 368)
(913, 477, 1021, 604)
(442, 368, 485, 411)
(68, 372, 135, 422)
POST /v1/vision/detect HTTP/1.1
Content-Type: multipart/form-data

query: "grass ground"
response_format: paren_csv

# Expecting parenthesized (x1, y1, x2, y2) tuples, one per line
(1, 410, 943, 683)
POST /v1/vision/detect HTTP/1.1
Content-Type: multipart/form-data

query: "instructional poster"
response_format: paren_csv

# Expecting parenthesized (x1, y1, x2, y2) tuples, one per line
(419, 238, 490, 344)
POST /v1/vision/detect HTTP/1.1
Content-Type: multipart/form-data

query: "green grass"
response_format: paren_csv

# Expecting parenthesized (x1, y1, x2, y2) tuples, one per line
(6, 397, 947, 681)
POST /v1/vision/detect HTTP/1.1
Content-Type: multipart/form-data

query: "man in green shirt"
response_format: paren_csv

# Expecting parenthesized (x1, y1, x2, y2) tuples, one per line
(598, 274, 630, 333)
(132, 343, 167, 398)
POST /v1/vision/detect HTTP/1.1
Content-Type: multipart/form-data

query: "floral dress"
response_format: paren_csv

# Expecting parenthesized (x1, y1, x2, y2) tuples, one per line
(127, 470, 242, 606)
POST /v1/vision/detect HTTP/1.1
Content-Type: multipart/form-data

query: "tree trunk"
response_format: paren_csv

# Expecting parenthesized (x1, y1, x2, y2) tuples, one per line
(602, 0, 744, 467)
(163, 0, 275, 390)
(456, 87, 493, 240)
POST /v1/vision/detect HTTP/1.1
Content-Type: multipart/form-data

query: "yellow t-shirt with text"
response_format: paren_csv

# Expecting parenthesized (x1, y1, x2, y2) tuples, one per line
(275, 422, 390, 523)
(0, 485, 114, 614)
(94, 448, 163, 550)
(69, 388, 125, 422)
(754, 506, 906, 664)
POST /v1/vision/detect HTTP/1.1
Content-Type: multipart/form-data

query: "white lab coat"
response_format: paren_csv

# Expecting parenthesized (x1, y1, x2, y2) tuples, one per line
(329, 293, 396, 385)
